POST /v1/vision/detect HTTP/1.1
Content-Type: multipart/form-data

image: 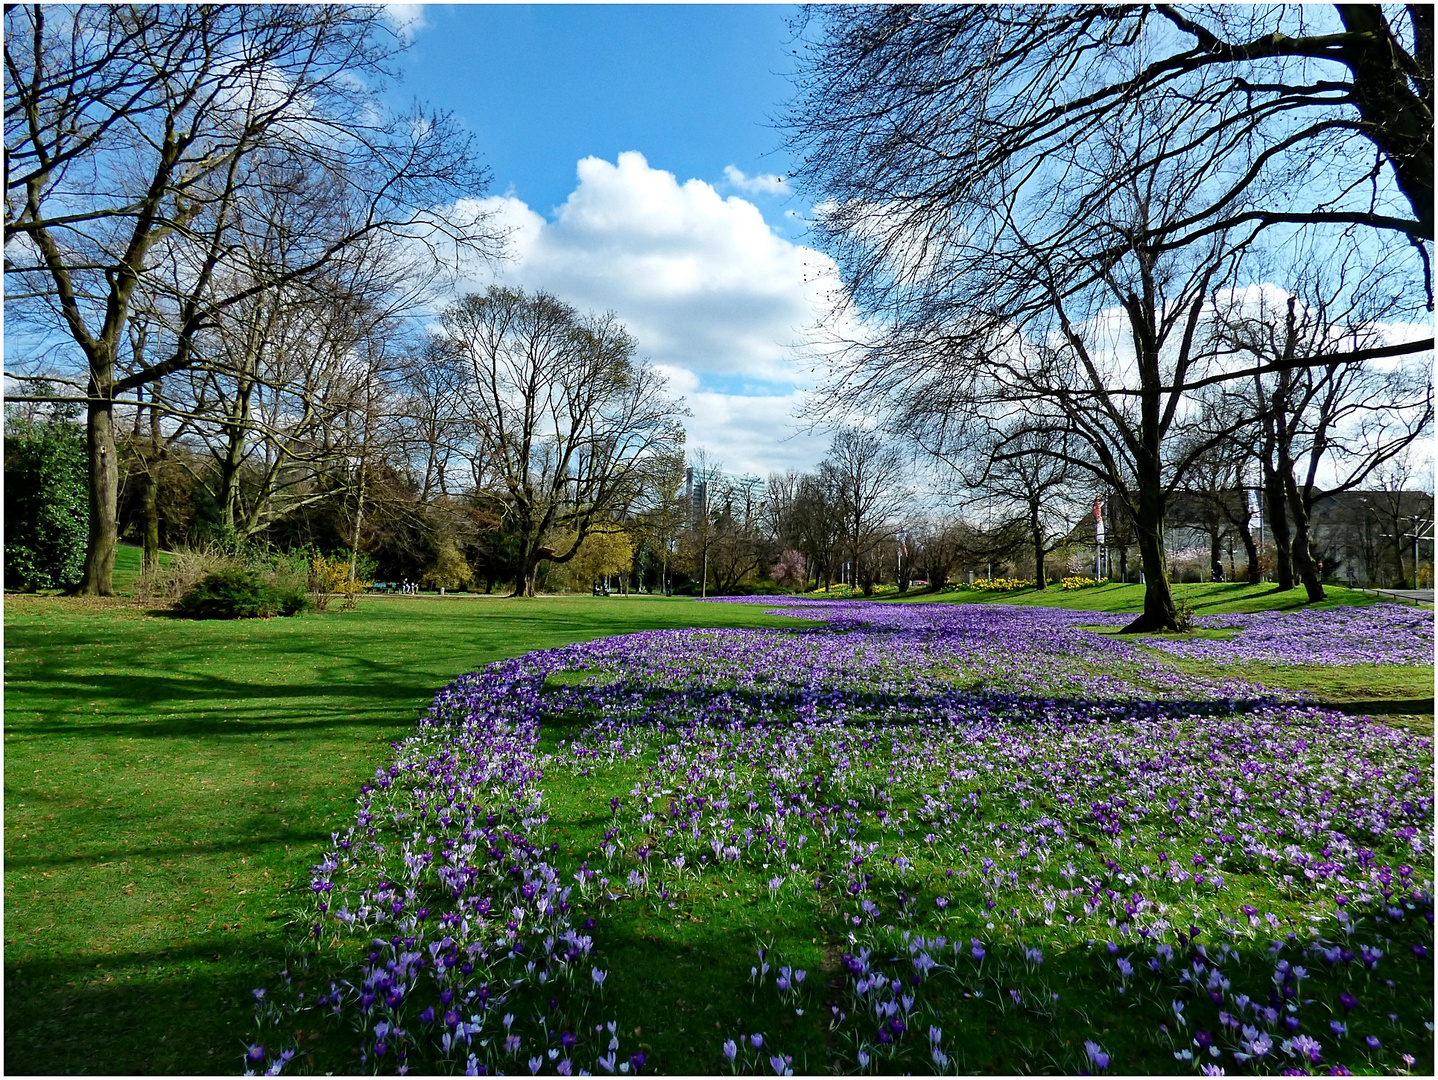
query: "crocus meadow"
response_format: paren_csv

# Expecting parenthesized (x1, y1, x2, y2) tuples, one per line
(1140, 604, 1435, 667)
(250, 599, 1433, 1075)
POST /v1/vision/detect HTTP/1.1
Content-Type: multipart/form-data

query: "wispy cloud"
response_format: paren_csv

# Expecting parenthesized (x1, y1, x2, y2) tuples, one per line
(382, 4, 427, 43)
(723, 165, 790, 197)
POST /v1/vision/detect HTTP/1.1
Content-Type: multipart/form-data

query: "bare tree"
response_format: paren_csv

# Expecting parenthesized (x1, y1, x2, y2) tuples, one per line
(5, 4, 501, 593)
(1217, 275, 1434, 600)
(787, 471, 845, 591)
(703, 473, 769, 594)
(437, 287, 686, 597)
(820, 427, 909, 596)
(905, 516, 970, 590)
(977, 426, 1087, 589)
(786, 8, 1431, 629)
(1174, 441, 1261, 585)
(787, 7, 1432, 270)
(634, 451, 687, 595)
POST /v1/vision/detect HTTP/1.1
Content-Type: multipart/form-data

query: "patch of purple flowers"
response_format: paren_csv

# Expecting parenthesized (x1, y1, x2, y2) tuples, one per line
(250, 597, 1432, 1075)
(1140, 603, 1434, 666)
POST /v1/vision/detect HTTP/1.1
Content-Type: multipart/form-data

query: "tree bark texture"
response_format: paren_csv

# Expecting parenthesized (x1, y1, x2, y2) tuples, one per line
(79, 398, 119, 596)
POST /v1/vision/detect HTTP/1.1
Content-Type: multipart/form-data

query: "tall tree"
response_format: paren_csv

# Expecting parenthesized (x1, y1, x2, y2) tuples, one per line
(978, 426, 1084, 590)
(438, 287, 686, 597)
(1217, 282, 1433, 600)
(785, 5, 1432, 629)
(820, 427, 908, 596)
(5, 4, 500, 593)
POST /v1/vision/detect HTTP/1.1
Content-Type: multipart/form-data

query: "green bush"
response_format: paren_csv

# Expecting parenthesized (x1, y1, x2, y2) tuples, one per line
(4, 419, 89, 590)
(175, 570, 307, 620)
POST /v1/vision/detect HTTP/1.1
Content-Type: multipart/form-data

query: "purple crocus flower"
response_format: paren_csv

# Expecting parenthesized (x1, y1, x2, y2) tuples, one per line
(1085, 1040, 1110, 1070)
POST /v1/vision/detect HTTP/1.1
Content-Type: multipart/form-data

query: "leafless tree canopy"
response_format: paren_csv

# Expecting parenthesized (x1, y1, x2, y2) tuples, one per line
(784, 4, 1433, 629)
(435, 287, 688, 597)
(5, 4, 504, 594)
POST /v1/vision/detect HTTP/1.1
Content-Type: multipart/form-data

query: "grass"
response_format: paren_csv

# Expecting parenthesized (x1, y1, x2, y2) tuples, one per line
(2, 592, 817, 1074)
(109, 540, 171, 595)
(5, 579, 1430, 1073)
(258, 597, 1433, 1076)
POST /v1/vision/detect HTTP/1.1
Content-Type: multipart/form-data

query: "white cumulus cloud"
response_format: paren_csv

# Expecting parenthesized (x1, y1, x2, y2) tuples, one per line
(451, 152, 852, 473)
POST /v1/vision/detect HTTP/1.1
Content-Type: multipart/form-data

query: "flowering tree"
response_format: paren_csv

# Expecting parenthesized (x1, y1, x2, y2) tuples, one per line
(768, 549, 807, 591)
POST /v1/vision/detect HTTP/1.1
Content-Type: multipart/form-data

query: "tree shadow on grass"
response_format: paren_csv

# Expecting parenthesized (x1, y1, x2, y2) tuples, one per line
(4, 827, 334, 870)
(5, 937, 286, 1075)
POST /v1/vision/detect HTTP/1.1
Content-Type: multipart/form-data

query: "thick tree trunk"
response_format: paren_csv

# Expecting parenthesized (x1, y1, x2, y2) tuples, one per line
(219, 437, 244, 531)
(1284, 484, 1326, 602)
(79, 398, 119, 596)
(514, 563, 537, 597)
(1290, 521, 1327, 601)
(1122, 525, 1178, 632)
(512, 556, 537, 597)
(1236, 510, 1260, 584)
(1335, 6, 1434, 240)
(1263, 465, 1294, 589)
(1121, 448, 1177, 632)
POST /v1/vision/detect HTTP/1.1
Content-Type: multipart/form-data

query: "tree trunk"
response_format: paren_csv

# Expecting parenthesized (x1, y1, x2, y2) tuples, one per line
(1031, 506, 1047, 589)
(141, 389, 166, 583)
(1283, 482, 1326, 602)
(1235, 509, 1260, 584)
(1263, 464, 1293, 589)
(1122, 524, 1178, 632)
(217, 375, 254, 533)
(1260, 366, 1296, 590)
(347, 476, 365, 586)
(1122, 447, 1178, 631)
(1118, 546, 1129, 584)
(1334, 6, 1434, 240)
(78, 397, 119, 596)
(512, 553, 537, 597)
(140, 461, 160, 583)
(1289, 520, 1326, 601)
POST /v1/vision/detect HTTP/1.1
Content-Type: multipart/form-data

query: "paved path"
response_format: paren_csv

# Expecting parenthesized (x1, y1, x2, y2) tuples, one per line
(1370, 588, 1434, 605)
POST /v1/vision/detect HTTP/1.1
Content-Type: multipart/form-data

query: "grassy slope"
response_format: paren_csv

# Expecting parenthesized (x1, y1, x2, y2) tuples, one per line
(109, 540, 167, 595)
(2, 593, 812, 1074)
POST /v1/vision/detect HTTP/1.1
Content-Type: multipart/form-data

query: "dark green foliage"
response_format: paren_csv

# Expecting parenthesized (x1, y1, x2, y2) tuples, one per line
(4, 420, 89, 590)
(175, 569, 307, 619)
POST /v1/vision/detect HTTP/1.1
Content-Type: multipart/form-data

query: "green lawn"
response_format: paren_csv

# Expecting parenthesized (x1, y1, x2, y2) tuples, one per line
(5, 582, 1430, 1073)
(2, 593, 815, 1074)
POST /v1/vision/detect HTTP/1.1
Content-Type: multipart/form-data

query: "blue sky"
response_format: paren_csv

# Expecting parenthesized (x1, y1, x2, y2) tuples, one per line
(392, 4, 803, 229)
(384, 3, 841, 474)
